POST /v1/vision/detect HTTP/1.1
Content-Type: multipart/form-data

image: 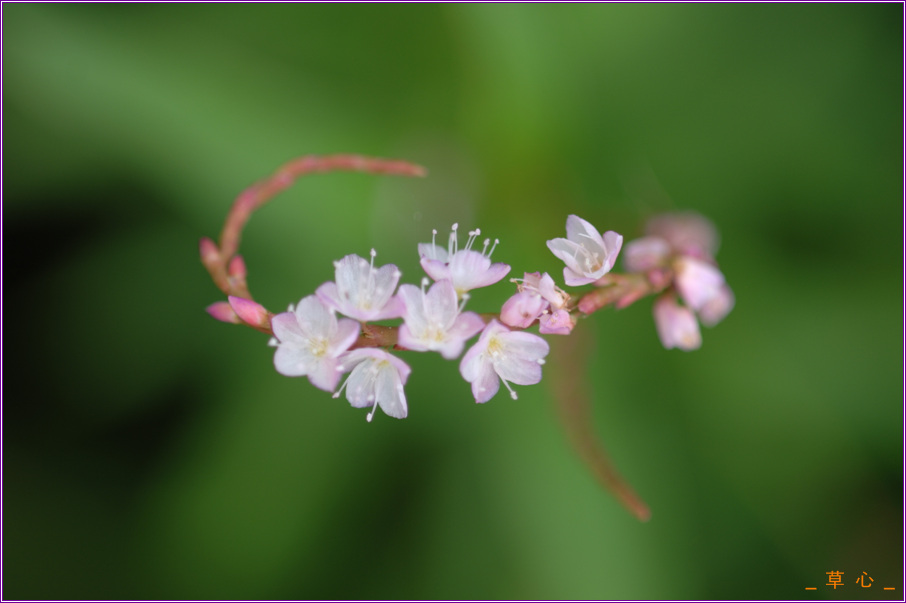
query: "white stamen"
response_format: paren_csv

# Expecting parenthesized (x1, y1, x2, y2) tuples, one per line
(449, 223, 459, 256)
(465, 229, 479, 251)
(458, 292, 470, 313)
(488, 238, 500, 257)
(366, 397, 379, 422)
(500, 377, 518, 400)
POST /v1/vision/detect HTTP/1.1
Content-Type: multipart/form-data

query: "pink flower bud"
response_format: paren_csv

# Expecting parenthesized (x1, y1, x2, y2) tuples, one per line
(206, 301, 241, 324)
(539, 308, 574, 335)
(623, 236, 671, 272)
(698, 284, 734, 327)
(653, 295, 701, 351)
(645, 212, 718, 260)
(500, 291, 546, 328)
(199, 237, 220, 264)
(228, 296, 270, 329)
(674, 257, 725, 312)
(228, 255, 247, 279)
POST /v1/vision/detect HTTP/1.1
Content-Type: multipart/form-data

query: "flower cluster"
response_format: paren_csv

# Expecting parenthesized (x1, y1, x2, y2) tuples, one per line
(206, 199, 732, 421)
(267, 224, 559, 421)
(201, 156, 733, 523)
(623, 212, 734, 350)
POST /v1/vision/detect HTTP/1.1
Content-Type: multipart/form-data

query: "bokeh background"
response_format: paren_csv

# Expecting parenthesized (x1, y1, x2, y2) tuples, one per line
(4, 4, 902, 600)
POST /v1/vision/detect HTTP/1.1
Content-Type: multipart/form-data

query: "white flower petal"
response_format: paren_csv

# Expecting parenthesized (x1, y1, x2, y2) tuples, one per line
(375, 366, 407, 419)
(418, 243, 449, 263)
(471, 360, 500, 404)
(424, 279, 458, 326)
(273, 344, 314, 377)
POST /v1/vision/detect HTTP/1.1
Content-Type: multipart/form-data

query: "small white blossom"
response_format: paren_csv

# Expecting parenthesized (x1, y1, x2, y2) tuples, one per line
(459, 320, 550, 403)
(334, 349, 411, 421)
(317, 249, 403, 322)
(547, 215, 623, 286)
(269, 295, 360, 391)
(398, 278, 485, 359)
(419, 224, 511, 296)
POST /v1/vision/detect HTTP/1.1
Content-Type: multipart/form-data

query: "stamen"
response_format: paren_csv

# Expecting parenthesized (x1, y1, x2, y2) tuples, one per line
(366, 249, 378, 302)
(366, 397, 379, 422)
(488, 238, 499, 257)
(420, 277, 430, 294)
(465, 229, 480, 251)
(500, 377, 518, 400)
(449, 223, 459, 256)
(458, 292, 470, 313)
(332, 374, 351, 399)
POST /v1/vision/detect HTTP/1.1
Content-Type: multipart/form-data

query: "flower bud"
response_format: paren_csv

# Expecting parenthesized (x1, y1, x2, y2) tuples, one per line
(206, 301, 241, 324)
(228, 296, 270, 329)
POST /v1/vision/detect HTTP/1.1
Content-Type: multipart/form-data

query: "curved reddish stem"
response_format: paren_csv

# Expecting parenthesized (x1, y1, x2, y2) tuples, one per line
(201, 154, 427, 334)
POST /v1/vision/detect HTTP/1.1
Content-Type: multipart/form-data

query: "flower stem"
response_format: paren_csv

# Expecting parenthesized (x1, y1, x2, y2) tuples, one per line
(201, 154, 427, 333)
(547, 327, 651, 522)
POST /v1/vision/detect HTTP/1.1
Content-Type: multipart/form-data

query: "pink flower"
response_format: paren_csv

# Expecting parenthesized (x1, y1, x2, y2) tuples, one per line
(269, 295, 360, 391)
(623, 212, 734, 349)
(334, 349, 411, 421)
(397, 279, 485, 359)
(500, 272, 574, 335)
(539, 308, 574, 335)
(674, 256, 726, 312)
(547, 215, 623, 286)
(697, 284, 735, 327)
(653, 294, 701, 351)
(622, 236, 672, 272)
(316, 249, 404, 322)
(459, 320, 550, 403)
(419, 224, 511, 296)
(645, 211, 719, 260)
(499, 291, 547, 328)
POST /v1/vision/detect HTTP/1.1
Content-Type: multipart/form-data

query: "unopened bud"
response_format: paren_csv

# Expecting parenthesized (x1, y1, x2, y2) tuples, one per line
(228, 296, 270, 329)
(199, 237, 220, 265)
(206, 301, 241, 324)
(228, 255, 247, 279)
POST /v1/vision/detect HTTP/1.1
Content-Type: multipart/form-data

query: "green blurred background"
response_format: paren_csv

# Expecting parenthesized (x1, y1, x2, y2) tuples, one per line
(4, 4, 902, 600)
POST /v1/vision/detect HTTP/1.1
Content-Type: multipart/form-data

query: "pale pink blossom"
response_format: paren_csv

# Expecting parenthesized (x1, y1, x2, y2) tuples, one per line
(460, 320, 550, 403)
(653, 294, 701, 351)
(500, 272, 574, 334)
(646, 211, 719, 260)
(539, 308, 574, 335)
(398, 279, 485, 359)
(334, 349, 411, 421)
(316, 249, 403, 322)
(499, 291, 546, 328)
(547, 215, 623, 286)
(269, 295, 360, 391)
(674, 256, 726, 312)
(697, 284, 735, 327)
(622, 236, 672, 272)
(419, 224, 511, 296)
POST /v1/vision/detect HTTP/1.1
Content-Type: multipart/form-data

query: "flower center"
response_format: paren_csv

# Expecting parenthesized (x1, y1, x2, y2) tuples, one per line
(309, 336, 328, 358)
